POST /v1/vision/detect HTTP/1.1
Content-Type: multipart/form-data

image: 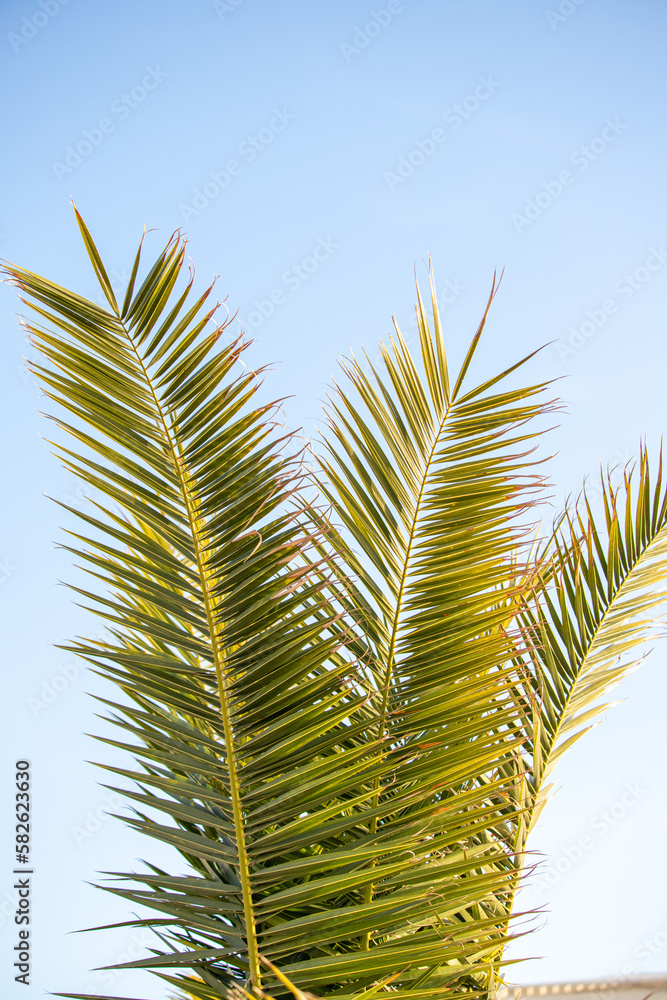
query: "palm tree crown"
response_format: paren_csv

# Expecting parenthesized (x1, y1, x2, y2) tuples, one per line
(5, 210, 667, 1000)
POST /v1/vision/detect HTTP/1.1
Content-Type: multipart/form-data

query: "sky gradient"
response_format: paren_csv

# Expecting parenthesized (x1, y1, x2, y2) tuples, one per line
(1, 2, 667, 997)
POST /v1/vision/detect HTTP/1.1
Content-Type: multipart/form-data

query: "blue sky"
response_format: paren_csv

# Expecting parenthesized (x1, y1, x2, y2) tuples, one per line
(2, 1, 667, 997)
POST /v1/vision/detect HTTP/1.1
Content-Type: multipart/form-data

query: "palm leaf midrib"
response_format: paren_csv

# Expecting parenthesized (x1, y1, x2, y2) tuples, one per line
(377, 404, 447, 723)
(362, 386, 462, 948)
(109, 296, 263, 984)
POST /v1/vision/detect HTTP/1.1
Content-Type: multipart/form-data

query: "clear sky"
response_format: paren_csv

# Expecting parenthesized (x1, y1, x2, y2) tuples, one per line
(2, 1, 667, 997)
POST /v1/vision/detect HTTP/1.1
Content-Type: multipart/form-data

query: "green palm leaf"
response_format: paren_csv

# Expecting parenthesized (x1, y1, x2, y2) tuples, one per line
(9, 213, 667, 1000)
(314, 267, 560, 984)
(480, 447, 667, 971)
(515, 447, 667, 842)
(4, 217, 538, 999)
(5, 211, 378, 997)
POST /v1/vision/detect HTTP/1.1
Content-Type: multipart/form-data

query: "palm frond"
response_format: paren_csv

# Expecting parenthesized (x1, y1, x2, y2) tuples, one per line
(5, 211, 375, 997)
(6, 219, 539, 1000)
(12, 217, 665, 1000)
(517, 446, 667, 839)
(314, 265, 560, 982)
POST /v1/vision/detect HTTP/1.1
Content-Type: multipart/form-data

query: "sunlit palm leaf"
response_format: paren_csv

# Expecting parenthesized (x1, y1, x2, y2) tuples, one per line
(10, 213, 666, 1000)
(5, 213, 380, 997)
(4, 220, 537, 1000)
(516, 446, 667, 840)
(315, 267, 559, 985)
